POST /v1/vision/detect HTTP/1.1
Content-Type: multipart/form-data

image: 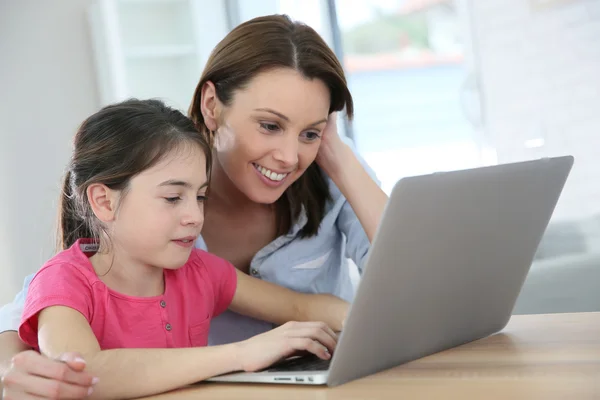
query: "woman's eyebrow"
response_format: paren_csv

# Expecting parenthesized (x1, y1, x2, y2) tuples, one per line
(254, 107, 289, 121)
(254, 108, 328, 127)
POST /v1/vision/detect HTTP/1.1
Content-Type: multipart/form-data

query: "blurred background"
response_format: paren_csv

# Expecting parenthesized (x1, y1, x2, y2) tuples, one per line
(1, 0, 599, 312)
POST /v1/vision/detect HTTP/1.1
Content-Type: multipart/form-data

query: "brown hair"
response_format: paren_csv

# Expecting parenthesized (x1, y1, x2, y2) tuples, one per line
(58, 98, 211, 251)
(189, 14, 353, 238)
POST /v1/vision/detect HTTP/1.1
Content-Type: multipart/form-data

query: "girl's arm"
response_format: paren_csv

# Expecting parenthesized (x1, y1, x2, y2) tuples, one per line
(37, 305, 337, 400)
(317, 114, 388, 242)
(229, 270, 349, 331)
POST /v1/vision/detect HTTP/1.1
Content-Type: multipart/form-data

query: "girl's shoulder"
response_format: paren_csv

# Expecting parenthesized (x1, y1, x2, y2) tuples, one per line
(34, 240, 99, 287)
(187, 248, 230, 268)
(180, 249, 236, 283)
(175, 249, 237, 305)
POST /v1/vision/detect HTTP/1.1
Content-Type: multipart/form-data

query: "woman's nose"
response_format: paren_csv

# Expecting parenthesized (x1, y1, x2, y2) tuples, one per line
(273, 135, 299, 166)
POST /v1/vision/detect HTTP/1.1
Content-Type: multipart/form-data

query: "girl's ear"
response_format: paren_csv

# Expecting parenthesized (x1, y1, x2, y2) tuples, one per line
(87, 184, 119, 222)
(200, 81, 221, 132)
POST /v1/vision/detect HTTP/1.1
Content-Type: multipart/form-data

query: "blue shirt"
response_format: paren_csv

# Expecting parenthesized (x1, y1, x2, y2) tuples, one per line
(0, 140, 378, 345)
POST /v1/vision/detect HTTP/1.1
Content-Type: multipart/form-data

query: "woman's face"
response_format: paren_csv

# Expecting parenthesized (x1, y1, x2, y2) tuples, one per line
(208, 68, 331, 204)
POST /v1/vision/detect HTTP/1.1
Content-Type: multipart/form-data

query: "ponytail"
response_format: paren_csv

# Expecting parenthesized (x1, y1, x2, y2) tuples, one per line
(56, 170, 94, 251)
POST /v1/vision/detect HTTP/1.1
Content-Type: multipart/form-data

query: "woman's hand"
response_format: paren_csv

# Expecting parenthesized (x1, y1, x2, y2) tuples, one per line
(314, 112, 388, 244)
(235, 321, 338, 372)
(1, 351, 97, 399)
(315, 112, 351, 180)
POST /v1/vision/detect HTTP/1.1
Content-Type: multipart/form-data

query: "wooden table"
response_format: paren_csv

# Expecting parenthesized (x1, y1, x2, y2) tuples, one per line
(140, 312, 600, 400)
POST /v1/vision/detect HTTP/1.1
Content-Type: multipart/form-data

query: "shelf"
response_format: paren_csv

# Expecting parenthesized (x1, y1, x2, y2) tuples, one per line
(124, 55, 201, 112)
(88, 0, 208, 109)
(125, 45, 196, 59)
(117, 0, 195, 48)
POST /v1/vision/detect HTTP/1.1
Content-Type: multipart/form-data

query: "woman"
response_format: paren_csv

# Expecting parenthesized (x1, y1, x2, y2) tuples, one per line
(0, 14, 386, 399)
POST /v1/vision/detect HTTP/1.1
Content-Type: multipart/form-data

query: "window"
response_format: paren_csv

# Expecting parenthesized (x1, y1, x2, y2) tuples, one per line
(233, 1, 600, 313)
(239, 0, 485, 194)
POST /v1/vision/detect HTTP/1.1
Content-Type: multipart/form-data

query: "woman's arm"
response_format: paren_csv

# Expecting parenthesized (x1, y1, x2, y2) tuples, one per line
(37, 305, 337, 400)
(1, 273, 96, 400)
(0, 331, 29, 379)
(0, 331, 29, 395)
(316, 115, 388, 242)
(229, 270, 349, 331)
(1, 331, 94, 400)
(325, 143, 388, 242)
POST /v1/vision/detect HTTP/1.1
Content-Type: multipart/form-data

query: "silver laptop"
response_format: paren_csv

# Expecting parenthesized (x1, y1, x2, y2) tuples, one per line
(208, 156, 574, 387)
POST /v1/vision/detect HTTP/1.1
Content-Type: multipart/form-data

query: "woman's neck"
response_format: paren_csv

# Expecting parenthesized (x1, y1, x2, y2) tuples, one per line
(90, 243, 164, 297)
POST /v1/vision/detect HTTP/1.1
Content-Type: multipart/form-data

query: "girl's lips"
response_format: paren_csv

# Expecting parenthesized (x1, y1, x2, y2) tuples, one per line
(172, 236, 196, 248)
(172, 239, 195, 248)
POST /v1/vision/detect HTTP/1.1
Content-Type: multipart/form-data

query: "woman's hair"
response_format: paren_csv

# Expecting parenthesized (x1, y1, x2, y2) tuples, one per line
(189, 14, 354, 238)
(57, 98, 211, 251)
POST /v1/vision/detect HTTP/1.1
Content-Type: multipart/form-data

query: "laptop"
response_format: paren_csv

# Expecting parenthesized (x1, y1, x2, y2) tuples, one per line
(208, 156, 574, 387)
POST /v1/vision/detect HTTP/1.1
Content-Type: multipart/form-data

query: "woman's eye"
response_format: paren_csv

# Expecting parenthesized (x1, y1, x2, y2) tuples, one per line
(260, 122, 280, 132)
(165, 197, 181, 204)
(302, 131, 321, 141)
(197, 195, 207, 202)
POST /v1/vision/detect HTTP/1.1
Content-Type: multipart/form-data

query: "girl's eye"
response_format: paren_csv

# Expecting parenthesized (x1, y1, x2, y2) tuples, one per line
(165, 197, 181, 204)
(260, 122, 280, 132)
(197, 195, 207, 202)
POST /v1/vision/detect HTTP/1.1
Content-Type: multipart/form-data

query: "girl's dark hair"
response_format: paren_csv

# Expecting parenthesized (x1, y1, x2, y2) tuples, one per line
(57, 98, 211, 251)
(189, 14, 354, 238)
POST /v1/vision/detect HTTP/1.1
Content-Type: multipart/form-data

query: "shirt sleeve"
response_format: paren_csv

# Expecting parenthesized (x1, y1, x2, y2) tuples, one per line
(197, 251, 238, 317)
(18, 263, 94, 349)
(0, 274, 33, 333)
(335, 136, 381, 272)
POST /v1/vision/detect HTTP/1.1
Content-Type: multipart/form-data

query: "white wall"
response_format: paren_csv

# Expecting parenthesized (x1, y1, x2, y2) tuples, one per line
(470, 0, 600, 222)
(0, 0, 100, 304)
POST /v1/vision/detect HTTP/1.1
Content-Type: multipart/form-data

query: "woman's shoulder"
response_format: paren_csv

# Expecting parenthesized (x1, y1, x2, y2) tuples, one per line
(194, 234, 208, 251)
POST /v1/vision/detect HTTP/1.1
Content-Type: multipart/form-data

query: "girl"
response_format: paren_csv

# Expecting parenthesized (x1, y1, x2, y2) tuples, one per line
(13, 99, 348, 400)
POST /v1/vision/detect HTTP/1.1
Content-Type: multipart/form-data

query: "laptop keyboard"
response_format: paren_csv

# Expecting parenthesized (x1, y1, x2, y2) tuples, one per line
(266, 354, 331, 372)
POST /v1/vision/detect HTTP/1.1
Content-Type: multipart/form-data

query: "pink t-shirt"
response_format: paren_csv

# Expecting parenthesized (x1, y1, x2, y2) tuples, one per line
(19, 239, 237, 350)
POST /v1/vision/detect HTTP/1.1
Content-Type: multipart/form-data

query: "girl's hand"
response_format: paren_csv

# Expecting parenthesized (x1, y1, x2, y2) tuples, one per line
(1, 351, 97, 399)
(315, 112, 351, 180)
(235, 321, 338, 372)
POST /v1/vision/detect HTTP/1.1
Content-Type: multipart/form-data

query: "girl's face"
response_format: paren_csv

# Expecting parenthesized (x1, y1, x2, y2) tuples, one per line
(109, 144, 208, 270)
(206, 68, 331, 204)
